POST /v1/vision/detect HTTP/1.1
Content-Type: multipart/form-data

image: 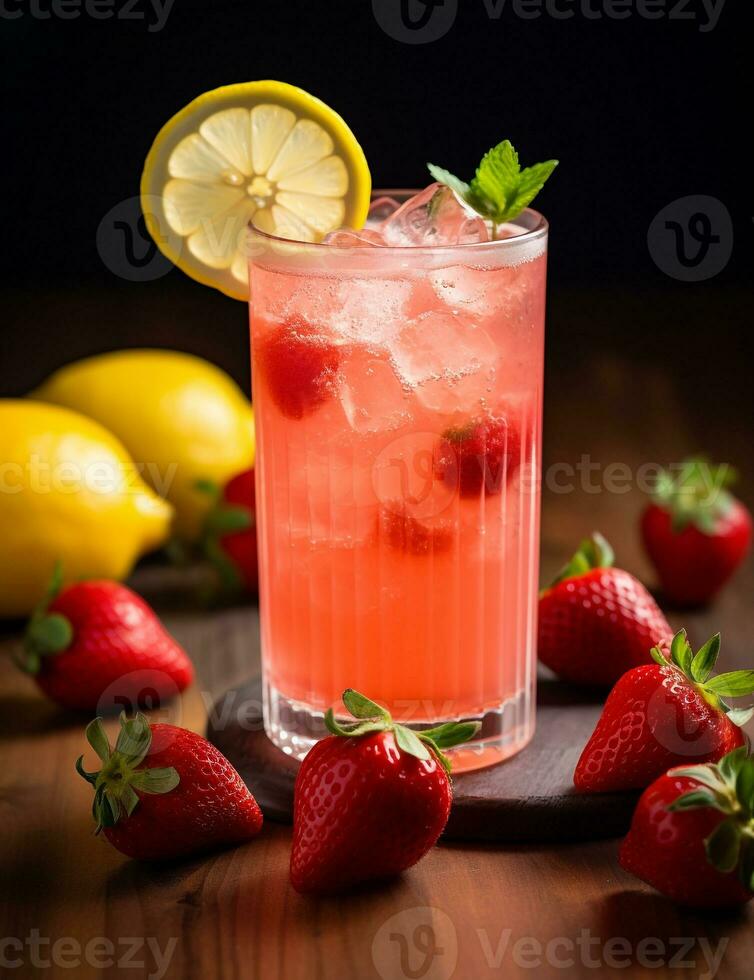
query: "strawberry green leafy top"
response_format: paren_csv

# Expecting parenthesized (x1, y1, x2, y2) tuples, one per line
(670, 747, 754, 893)
(651, 629, 754, 728)
(652, 457, 738, 534)
(76, 713, 179, 833)
(428, 140, 558, 230)
(326, 689, 479, 774)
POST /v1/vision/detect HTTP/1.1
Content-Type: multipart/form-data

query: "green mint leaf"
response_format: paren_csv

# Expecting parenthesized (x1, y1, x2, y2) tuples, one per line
(508, 160, 559, 218)
(427, 164, 470, 201)
(427, 139, 557, 226)
(470, 140, 521, 220)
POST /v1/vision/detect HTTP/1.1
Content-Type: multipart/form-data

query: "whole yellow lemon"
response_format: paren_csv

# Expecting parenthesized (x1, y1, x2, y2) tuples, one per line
(33, 350, 255, 541)
(0, 400, 173, 617)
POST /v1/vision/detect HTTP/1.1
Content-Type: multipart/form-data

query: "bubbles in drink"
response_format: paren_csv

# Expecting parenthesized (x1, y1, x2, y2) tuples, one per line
(387, 310, 499, 413)
(331, 276, 413, 344)
(338, 345, 412, 434)
(430, 262, 530, 318)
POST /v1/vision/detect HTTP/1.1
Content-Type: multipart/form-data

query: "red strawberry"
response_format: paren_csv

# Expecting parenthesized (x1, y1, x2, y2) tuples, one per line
(197, 469, 258, 594)
(574, 630, 754, 793)
(76, 712, 262, 860)
(378, 501, 454, 556)
(290, 689, 478, 894)
(255, 315, 340, 419)
(434, 412, 521, 497)
(619, 749, 754, 908)
(641, 458, 752, 607)
(538, 533, 672, 686)
(17, 569, 193, 711)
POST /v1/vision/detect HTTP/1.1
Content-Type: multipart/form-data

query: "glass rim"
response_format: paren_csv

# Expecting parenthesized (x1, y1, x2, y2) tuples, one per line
(247, 188, 548, 254)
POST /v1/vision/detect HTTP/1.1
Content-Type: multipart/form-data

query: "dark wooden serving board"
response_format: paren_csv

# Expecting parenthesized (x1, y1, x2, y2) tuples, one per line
(207, 676, 639, 842)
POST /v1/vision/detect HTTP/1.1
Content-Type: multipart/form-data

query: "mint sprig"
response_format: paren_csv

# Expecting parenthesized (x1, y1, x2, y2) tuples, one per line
(428, 140, 558, 227)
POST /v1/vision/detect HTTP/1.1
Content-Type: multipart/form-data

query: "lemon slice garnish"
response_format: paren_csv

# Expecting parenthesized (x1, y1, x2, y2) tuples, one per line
(141, 81, 371, 301)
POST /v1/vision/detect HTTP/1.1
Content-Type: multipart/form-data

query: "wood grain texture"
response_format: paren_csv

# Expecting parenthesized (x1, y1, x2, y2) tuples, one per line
(1, 288, 752, 979)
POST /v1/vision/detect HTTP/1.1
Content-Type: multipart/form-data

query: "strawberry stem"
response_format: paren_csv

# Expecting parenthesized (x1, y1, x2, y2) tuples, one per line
(669, 748, 754, 892)
(325, 689, 481, 774)
(546, 532, 614, 590)
(75, 713, 179, 833)
(195, 477, 252, 595)
(18, 562, 72, 675)
(651, 630, 754, 725)
(651, 457, 736, 534)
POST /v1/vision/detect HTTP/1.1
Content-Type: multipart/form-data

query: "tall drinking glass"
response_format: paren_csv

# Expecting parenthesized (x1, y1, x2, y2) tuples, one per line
(248, 195, 547, 772)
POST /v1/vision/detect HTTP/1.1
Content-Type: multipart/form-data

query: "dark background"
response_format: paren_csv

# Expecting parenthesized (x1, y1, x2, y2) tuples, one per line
(1, 0, 751, 460)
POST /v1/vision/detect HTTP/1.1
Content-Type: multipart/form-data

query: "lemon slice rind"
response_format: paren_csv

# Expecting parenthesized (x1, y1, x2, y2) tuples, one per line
(141, 81, 371, 301)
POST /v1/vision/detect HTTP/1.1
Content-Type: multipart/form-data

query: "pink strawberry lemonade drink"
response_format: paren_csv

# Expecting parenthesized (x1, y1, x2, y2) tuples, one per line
(249, 188, 547, 771)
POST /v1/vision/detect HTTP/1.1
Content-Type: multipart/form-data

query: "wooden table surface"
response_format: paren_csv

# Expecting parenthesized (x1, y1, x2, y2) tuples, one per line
(1, 287, 753, 979)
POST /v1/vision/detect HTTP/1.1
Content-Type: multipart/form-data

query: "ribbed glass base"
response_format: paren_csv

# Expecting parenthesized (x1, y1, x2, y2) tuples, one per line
(263, 680, 535, 774)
